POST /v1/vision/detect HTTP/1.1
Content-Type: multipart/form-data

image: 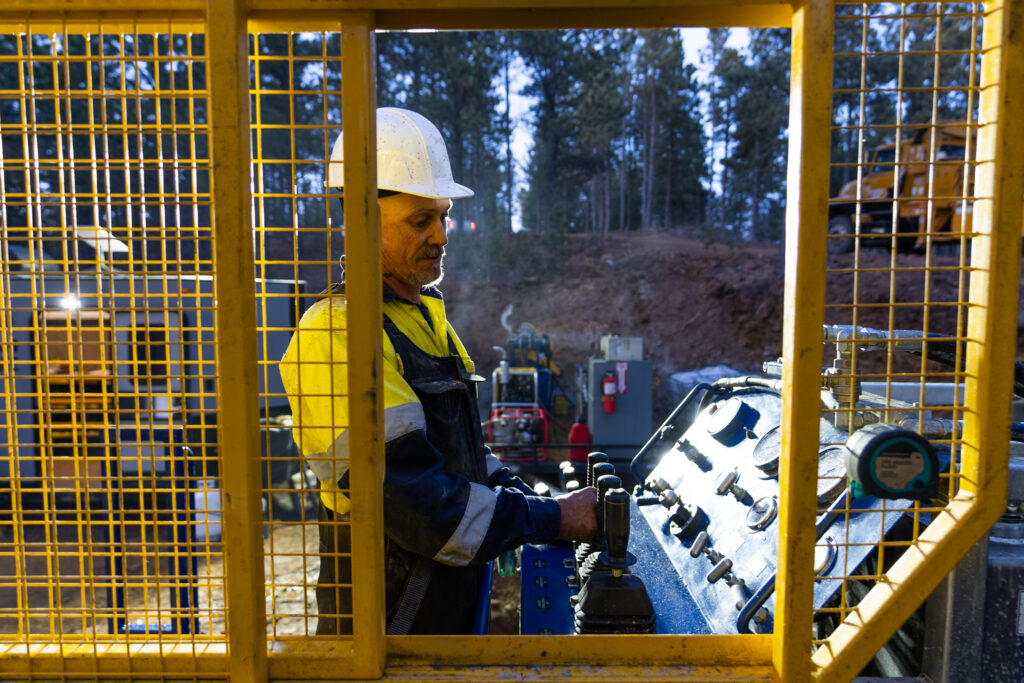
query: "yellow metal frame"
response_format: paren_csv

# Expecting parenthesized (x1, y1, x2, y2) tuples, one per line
(0, 0, 1020, 681)
(811, 1, 1024, 679)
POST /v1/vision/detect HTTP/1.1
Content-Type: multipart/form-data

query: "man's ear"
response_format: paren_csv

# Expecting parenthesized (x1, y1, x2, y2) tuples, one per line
(329, 196, 344, 231)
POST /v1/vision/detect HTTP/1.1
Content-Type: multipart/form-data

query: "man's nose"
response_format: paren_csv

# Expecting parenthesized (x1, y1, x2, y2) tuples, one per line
(429, 217, 448, 246)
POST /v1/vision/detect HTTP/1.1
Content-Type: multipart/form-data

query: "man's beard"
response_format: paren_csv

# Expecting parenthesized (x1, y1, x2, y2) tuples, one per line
(410, 249, 445, 288)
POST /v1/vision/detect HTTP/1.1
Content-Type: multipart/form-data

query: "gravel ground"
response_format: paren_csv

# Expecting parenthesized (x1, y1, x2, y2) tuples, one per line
(0, 517, 521, 638)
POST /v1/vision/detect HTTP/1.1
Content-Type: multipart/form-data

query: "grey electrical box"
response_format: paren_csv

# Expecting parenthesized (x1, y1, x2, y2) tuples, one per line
(587, 358, 653, 463)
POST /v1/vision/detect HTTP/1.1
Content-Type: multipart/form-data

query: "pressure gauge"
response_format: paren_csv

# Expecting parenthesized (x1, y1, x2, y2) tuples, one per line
(814, 536, 838, 576)
(816, 447, 847, 506)
(844, 423, 939, 500)
(752, 426, 782, 476)
(745, 496, 777, 531)
(706, 398, 748, 443)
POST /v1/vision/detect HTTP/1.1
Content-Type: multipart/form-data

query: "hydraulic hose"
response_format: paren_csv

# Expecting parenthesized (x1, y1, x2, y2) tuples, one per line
(712, 376, 784, 393)
(896, 338, 1024, 399)
(630, 383, 717, 482)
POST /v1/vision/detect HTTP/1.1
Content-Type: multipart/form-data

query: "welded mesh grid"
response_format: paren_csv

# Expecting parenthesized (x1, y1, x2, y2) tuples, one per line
(0, 21, 228, 642)
(250, 31, 348, 640)
(816, 1, 982, 660)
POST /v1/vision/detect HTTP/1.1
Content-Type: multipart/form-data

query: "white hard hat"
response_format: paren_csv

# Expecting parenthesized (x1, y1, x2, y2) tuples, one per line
(328, 107, 473, 199)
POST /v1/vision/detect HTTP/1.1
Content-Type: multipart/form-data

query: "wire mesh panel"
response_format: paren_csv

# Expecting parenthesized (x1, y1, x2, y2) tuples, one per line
(251, 29, 345, 641)
(0, 18, 230, 652)
(816, 1, 987, 676)
(0, 1, 1019, 681)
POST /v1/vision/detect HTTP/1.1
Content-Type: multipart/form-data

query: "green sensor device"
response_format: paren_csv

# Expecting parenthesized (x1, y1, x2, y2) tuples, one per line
(844, 423, 939, 500)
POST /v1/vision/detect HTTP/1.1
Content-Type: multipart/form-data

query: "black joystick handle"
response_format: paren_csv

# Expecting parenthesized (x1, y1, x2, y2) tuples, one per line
(593, 462, 616, 487)
(595, 473, 621, 539)
(602, 489, 634, 569)
(587, 452, 609, 488)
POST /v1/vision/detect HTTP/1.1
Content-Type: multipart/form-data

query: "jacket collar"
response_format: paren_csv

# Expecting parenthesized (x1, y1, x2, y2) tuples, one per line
(382, 282, 443, 304)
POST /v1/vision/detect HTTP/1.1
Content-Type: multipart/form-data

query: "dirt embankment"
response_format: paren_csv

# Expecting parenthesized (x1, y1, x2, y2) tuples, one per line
(442, 230, 1024, 419)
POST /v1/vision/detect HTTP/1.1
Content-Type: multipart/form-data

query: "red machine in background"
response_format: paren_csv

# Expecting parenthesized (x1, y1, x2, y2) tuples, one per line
(485, 312, 564, 463)
(487, 366, 552, 461)
(484, 311, 650, 472)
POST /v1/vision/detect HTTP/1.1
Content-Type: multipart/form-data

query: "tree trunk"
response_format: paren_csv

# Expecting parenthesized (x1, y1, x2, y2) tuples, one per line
(588, 176, 596, 232)
(663, 138, 673, 230)
(642, 87, 657, 229)
(504, 34, 513, 234)
(604, 169, 612, 234)
(619, 117, 628, 231)
(719, 107, 730, 234)
(750, 133, 761, 242)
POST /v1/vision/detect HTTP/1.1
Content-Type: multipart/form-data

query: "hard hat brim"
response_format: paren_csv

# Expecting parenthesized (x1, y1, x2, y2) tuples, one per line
(378, 180, 474, 200)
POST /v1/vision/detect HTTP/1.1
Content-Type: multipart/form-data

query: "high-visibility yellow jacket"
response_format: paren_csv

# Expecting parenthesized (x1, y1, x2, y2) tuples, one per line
(279, 283, 561, 570)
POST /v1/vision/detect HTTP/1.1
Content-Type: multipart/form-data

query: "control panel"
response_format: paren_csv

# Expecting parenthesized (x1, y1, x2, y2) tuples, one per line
(631, 386, 914, 633)
(520, 327, 953, 636)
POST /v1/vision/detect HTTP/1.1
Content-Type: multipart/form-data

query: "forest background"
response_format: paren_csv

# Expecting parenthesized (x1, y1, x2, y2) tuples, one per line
(0, 5, 1008, 422)
(0, 5, 981, 297)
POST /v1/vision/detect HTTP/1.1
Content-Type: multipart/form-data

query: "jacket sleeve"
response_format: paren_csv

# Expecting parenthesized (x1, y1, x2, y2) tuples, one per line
(484, 448, 543, 496)
(383, 431, 562, 567)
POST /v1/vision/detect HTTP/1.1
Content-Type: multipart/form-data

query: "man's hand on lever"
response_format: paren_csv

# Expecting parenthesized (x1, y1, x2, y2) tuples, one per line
(555, 486, 598, 542)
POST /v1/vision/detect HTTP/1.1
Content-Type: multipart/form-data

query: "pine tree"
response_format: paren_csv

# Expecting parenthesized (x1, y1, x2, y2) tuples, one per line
(702, 29, 733, 234)
(515, 30, 590, 234)
(726, 29, 790, 242)
(377, 31, 508, 233)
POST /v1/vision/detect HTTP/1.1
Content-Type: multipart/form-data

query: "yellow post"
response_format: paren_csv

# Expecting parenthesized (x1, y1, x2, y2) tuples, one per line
(811, 1, 1024, 679)
(207, 0, 268, 680)
(961, 0, 1024, 499)
(774, 0, 833, 680)
(341, 11, 387, 679)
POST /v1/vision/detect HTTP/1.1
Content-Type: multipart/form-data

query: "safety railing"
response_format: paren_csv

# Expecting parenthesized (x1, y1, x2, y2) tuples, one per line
(0, 1, 1019, 681)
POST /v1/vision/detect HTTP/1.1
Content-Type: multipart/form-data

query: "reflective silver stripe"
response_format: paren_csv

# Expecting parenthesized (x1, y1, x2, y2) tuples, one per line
(305, 431, 349, 483)
(484, 450, 503, 478)
(304, 401, 425, 483)
(433, 482, 496, 566)
(384, 401, 426, 442)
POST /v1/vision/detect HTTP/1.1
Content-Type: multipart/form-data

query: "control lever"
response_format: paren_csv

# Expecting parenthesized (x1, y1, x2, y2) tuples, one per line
(726, 576, 749, 610)
(586, 452, 610, 488)
(575, 468, 618, 583)
(679, 439, 706, 466)
(706, 558, 733, 583)
(647, 477, 672, 493)
(658, 489, 680, 508)
(574, 487, 656, 634)
(714, 468, 750, 503)
(571, 456, 611, 588)
(599, 489, 635, 573)
(690, 531, 710, 557)
(595, 472, 621, 542)
(577, 473, 622, 584)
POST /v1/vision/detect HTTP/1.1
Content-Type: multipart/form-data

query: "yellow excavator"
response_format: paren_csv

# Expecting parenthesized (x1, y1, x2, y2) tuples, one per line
(826, 121, 1010, 253)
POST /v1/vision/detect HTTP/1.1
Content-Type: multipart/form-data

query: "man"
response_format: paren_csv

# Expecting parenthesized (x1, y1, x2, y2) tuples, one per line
(280, 107, 597, 635)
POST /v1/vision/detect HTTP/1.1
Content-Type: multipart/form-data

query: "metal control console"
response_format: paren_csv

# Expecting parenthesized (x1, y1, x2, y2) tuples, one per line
(521, 378, 946, 635)
(633, 386, 915, 634)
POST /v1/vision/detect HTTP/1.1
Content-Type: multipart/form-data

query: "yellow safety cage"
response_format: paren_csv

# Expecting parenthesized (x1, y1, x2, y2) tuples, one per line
(0, 1, 1020, 682)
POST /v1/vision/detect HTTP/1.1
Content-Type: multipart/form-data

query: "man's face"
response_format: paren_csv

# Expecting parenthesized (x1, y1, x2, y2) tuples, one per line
(379, 193, 452, 293)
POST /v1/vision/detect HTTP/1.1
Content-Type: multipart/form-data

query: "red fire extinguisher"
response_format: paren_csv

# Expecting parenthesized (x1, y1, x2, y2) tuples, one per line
(602, 371, 617, 414)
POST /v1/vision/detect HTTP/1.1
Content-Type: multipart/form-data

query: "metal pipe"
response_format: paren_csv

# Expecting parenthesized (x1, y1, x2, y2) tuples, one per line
(712, 376, 784, 393)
